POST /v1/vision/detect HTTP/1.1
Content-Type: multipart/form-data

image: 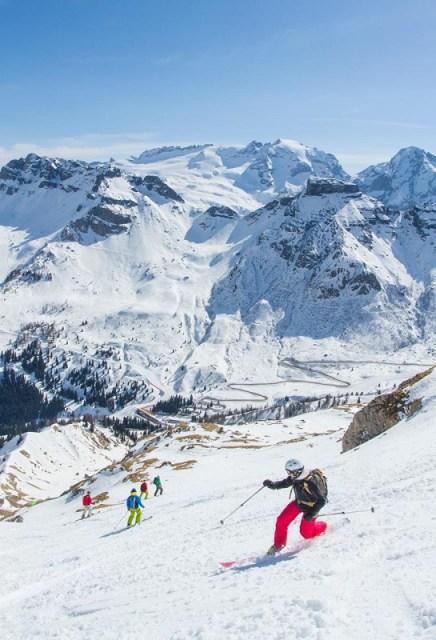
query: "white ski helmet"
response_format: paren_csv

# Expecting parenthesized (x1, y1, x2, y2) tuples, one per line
(285, 458, 304, 477)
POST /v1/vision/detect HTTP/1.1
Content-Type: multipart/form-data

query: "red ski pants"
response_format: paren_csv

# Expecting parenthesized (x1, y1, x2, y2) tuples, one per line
(274, 501, 327, 547)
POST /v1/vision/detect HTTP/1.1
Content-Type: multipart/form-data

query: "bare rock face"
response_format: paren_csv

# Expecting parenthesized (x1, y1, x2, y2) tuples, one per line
(342, 368, 433, 452)
(305, 178, 360, 196)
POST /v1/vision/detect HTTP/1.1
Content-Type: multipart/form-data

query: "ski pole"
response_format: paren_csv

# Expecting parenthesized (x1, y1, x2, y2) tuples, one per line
(322, 506, 375, 517)
(220, 486, 265, 525)
(115, 512, 126, 528)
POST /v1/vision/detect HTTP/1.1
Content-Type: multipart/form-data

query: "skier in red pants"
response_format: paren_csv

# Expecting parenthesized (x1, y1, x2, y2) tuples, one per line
(263, 458, 328, 555)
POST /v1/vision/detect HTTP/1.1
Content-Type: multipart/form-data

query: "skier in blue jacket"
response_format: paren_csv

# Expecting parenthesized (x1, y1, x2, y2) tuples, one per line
(126, 488, 145, 527)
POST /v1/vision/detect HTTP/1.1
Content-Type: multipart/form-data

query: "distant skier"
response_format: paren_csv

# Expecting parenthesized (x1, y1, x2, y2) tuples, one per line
(81, 491, 93, 519)
(153, 475, 163, 497)
(263, 458, 328, 555)
(140, 481, 149, 501)
(126, 488, 145, 527)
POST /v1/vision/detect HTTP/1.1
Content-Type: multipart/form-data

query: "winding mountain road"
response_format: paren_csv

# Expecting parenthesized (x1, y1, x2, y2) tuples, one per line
(198, 357, 434, 410)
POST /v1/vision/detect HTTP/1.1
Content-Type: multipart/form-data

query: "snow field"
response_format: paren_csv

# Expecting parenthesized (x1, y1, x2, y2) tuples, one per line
(1, 376, 436, 640)
(0, 424, 127, 513)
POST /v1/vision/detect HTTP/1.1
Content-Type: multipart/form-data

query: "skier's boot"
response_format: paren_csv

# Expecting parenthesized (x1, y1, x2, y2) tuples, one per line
(266, 544, 284, 556)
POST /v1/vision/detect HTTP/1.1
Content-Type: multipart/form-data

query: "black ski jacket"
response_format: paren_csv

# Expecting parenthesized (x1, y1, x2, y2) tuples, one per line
(267, 469, 327, 518)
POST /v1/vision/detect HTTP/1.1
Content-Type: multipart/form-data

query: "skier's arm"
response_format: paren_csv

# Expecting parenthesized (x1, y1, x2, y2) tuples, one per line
(138, 498, 145, 508)
(263, 476, 293, 490)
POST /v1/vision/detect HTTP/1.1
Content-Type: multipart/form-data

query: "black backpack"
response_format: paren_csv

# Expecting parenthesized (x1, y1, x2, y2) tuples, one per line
(307, 469, 328, 501)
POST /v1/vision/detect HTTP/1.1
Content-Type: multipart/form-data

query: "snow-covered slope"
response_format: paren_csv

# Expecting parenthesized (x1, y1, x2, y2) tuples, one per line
(358, 146, 436, 209)
(0, 422, 127, 517)
(1, 368, 436, 639)
(208, 178, 434, 345)
(130, 138, 349, 208)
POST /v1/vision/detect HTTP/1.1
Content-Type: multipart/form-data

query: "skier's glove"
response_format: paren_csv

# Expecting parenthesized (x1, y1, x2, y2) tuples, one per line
(263, 479, 273, 488)
(303, 513, 314, 521)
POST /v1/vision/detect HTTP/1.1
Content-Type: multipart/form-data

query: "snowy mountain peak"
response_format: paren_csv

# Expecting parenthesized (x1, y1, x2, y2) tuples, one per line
(394, 145, 435, 161)
(358, 145, 436, 208)
(240, 139, 265, 154)
(131, 144, 213, 164)
(0, 153, 90, 184)
(234, 139, 349, 196)
(127, 139, 349, 204)
(0, 151, 184, 244)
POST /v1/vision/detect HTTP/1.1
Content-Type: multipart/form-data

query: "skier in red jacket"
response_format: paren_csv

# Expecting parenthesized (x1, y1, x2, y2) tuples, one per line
(140, 481, 149, 501)
(81, 491, 93, 519)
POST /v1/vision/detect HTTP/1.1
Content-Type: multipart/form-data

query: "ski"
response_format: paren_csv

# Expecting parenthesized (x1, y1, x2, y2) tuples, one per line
(101, 515, 153, 538)
(63, 515, 99, 526)
(120, 515, 153, 530)
(219, 535, 322, 570)
(220, 548, 301, 570)
(219, 521, 348, 570)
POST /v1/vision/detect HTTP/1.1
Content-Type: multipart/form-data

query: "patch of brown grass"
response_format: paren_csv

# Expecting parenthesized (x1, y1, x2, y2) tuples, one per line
(121, 453, 158, 472)
(171, 460, 197, 470)
(217, 444, 265, 449)
(0, 508, 16, 519)
(222, 436, 261, 446)
(153, 459, 197, 471)
(176, 434, 212, 441)
(125, 471, 147, 483)
(93, 491, 109, 505)
(201, 422, 222, 432)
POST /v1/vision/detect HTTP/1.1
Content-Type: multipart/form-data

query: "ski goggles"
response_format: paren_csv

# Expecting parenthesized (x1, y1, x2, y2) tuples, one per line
(286, 469, 302, 479)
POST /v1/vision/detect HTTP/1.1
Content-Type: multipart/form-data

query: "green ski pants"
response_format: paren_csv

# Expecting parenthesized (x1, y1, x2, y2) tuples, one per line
(127, 507, 142, 526)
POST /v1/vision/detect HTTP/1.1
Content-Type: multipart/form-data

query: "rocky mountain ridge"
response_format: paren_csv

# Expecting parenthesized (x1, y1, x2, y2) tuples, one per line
(0, 140, 435, 419)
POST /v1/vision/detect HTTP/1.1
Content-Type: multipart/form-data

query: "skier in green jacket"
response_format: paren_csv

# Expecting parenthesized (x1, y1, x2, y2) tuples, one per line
(153, 475, 163, 496)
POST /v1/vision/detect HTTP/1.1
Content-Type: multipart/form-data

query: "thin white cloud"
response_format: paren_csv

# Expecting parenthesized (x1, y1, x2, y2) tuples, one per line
(311, 116, 430, 131)
(0, 133, 164, 166)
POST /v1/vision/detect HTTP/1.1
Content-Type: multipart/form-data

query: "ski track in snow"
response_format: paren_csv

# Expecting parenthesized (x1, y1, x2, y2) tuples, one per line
(1, 377, 436, 640)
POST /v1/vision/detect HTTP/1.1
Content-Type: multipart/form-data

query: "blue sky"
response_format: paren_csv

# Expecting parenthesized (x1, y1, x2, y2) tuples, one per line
(1, 0, 435, 172)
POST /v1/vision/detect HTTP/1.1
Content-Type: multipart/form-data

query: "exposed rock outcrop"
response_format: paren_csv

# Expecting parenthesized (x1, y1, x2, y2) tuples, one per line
(128, 175, 184, 203)
(305, 178, 360, 196)
(204, 205, 238, 219)
(61, 206, 133, 240)
(342, 368, 434, 452)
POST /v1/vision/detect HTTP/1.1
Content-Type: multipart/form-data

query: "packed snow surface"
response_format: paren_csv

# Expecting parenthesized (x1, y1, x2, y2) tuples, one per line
(1, 369, 436, 639)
